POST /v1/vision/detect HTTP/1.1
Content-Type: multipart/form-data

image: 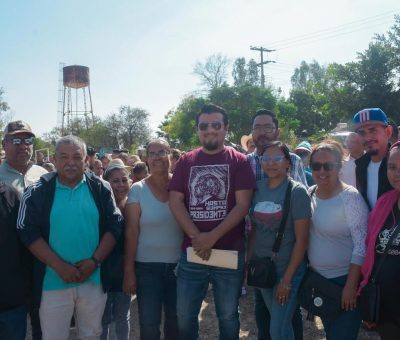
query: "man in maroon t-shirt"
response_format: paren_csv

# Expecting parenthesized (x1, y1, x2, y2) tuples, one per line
(169, 103, 256, 340)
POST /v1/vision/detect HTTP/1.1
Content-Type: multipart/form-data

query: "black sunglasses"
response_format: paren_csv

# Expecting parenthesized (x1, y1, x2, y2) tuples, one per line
(310, 162, 338, 171)
(198, 121, 223, 131)
(8, 137, 35, 145)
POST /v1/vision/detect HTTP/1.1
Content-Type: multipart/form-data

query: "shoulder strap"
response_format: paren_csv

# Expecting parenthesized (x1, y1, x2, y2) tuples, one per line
(272, 179, 293, 255)
(370, 217, 400, 282)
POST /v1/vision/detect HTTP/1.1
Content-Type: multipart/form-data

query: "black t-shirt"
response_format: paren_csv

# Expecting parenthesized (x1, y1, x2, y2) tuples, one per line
(374, 204, 400, 317)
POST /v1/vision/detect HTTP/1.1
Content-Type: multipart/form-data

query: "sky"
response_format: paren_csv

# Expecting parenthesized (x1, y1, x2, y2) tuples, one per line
(0, 0, 399, 137)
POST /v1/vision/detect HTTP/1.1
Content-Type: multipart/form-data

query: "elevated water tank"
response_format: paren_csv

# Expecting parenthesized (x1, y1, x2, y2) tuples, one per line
(63, 65, 90, 89)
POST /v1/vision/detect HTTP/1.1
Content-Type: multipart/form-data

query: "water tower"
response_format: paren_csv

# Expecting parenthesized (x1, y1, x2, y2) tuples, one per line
(60, 65, 94, 135)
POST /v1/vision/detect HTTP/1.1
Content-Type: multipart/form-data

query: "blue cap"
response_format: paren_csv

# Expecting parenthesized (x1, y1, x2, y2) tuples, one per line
(353, 108, 388, 130)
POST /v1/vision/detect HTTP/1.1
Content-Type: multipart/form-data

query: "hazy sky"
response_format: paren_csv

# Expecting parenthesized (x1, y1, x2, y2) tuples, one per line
(0, 0, 399, 137)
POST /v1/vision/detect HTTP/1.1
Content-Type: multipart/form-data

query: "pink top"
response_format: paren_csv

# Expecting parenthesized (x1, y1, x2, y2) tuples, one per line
(358, 189, 400, 294)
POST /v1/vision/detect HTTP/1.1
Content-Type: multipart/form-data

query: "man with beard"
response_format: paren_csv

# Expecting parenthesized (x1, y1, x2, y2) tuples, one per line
(169, 103, 256, 340)
(248, 110, 307, 186)
(354, 108, 393, 209)
(247, 109, 306, 340)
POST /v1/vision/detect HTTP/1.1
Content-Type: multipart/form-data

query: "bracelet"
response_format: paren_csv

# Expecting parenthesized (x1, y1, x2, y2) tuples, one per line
(280, 279, 292, 290)
(91, 256, 101, 268)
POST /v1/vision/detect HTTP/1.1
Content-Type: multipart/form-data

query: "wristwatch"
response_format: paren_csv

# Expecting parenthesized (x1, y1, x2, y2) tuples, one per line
(91, 256, 101, 268)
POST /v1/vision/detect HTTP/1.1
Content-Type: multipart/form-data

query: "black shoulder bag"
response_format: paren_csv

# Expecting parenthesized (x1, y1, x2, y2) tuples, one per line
(358, 224, 400, 324)
(247, 179, 293, 288)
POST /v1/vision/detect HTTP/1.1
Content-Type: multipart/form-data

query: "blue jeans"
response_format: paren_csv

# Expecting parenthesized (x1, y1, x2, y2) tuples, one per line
(135, 261, 178, 340)
(320, 275, 361, 340)
(101, 292, 131, 340)
(177, 251, 244, 340)
(257, 262, 306, 340)
(0, 304, 27, 340)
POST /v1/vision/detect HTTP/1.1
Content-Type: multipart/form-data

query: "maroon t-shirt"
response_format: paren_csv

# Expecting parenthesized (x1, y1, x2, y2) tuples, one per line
(169, 146, 256, 251)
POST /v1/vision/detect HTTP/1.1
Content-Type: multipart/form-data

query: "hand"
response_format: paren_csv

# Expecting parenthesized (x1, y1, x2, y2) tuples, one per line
(75, 259, 97, 283)
(363, 321, 377, 329)
(191, 232, 217, 255)
(123, 271, 137, 296)
(341, 284, 357, 311)
(275, 281, 291, 305)
(54, 261, 81, 283)
(195, 248, 212, 261)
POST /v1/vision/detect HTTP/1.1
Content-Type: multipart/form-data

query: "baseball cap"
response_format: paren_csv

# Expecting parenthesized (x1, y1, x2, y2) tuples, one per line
(4, 120, 35, 137)
(353, 108, 388, 130)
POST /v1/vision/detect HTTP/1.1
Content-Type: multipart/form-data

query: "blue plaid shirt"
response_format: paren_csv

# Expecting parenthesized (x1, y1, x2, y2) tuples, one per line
(247, 148, 308, 187)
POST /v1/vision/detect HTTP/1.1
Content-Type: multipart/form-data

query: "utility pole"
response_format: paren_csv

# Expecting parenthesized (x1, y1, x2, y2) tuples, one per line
(250, 46, 275, 87)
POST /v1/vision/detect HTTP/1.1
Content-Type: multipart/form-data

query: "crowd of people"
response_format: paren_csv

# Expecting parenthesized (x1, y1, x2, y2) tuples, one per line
(0, 104, 399, 340)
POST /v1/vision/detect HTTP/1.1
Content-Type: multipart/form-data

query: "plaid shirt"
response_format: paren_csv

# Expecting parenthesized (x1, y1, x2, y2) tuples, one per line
(247, 149, 308, 187)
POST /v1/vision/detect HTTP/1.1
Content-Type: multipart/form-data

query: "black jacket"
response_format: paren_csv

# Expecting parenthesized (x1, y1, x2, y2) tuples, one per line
(0, 182, 32, 312)
(17, 171, 123, 308)
(355, 152, 393, 210)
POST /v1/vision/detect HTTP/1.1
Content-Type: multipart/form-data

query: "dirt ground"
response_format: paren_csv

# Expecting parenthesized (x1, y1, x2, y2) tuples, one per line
(63, 286, 380, 340)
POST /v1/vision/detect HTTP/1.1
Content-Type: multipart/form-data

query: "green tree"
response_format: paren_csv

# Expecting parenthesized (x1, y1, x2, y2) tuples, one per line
(232, 57, 247, 86)
(0, 88, 10, 139)
(247, 59, 260, 86)
(159, 96, 206, 149)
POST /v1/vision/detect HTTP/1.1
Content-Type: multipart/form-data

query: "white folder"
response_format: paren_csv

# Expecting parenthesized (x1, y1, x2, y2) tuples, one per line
(186, 247, 238, 269)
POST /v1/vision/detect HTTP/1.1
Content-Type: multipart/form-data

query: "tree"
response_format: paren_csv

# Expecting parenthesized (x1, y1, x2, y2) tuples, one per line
(193, 54, 229, 90)
(0, 87, 10, 138)
(232, 58, 247, 86)
(159, 96, 206, 149)
(247, 59, 260, 86)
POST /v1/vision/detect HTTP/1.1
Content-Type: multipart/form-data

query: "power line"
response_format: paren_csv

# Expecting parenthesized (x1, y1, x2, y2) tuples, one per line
(266, 9, 398, 50)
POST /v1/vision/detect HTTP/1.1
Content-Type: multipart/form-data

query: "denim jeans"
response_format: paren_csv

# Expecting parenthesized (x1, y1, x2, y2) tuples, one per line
(135, 261, 178, 340)
(254, 289, 303, 340)
(0, 304, 27, 340)
(320, 275, 361, 340)
(101, 292, 131, 340)
(177, 251, 244, 340)
(257, 262, 306, 340)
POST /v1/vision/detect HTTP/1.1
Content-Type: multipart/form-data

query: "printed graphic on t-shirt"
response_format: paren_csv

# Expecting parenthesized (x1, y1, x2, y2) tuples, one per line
(253, 201, 282, 231)
(189, 164, 229, 221)
(376, 225, 400, 255)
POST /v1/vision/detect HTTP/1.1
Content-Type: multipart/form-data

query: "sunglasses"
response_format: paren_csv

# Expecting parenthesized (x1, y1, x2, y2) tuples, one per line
(310, 162, 338, 171)
(261, 155, 285, 162)
(8, 137, 34, 145)
(252, 125, 275, 133)
(147, 149, 169, 159)
(198, 121, 223, 131)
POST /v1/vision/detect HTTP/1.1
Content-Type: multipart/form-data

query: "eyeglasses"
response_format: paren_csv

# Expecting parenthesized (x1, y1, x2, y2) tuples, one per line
(198, 121, 223, 131)
(252, 125, 275, 133)
(261, 155, 285, 162)
(147, 150, 169, 159)
(7, 137, 34, 145)
(310, 162, 338, 171)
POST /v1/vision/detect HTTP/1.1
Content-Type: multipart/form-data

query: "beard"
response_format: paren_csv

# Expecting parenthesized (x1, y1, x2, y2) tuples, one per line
(203, 140, 219, 151)
(366, 149, 379, 156)
(254, 135, 276, 151)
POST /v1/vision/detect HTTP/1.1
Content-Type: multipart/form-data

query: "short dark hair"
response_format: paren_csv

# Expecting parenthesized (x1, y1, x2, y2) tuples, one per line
(132, 161, 148, 175)
(261, 141, 292, 167)
(252, 109, 279, 129)
(195, 103, 228, 126)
